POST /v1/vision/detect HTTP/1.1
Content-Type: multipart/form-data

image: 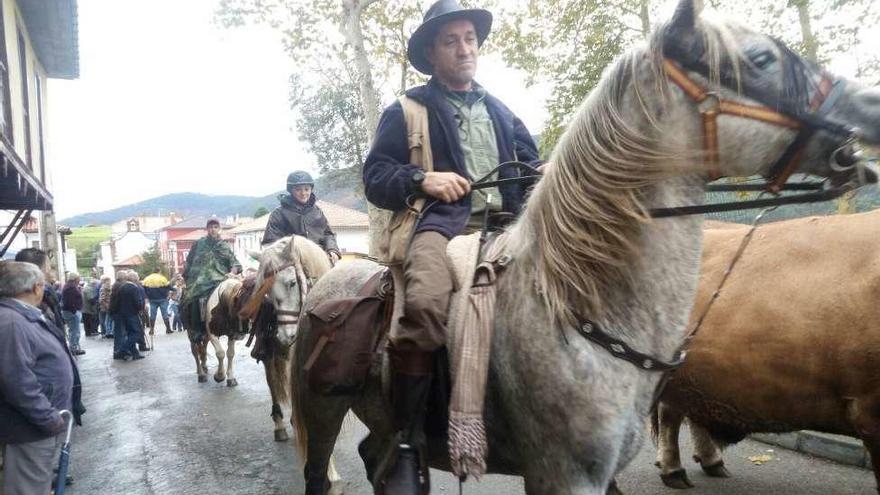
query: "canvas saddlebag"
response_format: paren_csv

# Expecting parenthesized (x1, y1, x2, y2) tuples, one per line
(376, 95, 434, 265)
(303, 271, 391, 395)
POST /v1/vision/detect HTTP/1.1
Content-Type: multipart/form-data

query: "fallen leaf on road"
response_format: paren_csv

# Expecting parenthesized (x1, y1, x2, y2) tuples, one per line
(748, 455, 773, 465)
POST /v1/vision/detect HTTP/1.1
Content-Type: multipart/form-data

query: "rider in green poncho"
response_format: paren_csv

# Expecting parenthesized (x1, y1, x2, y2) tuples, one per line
(180, 218, 236, 343)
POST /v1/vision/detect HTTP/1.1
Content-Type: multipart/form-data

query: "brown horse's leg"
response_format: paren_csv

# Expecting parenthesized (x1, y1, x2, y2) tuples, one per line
(191, 341, 207, 383)
(655, 403, 694, 489)
(689, 421, 730, 478)
(264, 355, 289, 442)
(847, 397, 880, 493)
(226, 336, 238, 387)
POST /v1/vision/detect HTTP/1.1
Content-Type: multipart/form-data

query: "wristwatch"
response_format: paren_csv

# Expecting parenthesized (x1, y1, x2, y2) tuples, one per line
(411, 170, 426, 189)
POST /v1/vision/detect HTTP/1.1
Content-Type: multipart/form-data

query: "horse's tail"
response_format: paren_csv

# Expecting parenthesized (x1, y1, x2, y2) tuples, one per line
(288, 343, 308, 459)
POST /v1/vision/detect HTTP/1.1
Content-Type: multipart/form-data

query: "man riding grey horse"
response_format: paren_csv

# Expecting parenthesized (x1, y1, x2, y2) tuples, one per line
(362, 0, 544, 491)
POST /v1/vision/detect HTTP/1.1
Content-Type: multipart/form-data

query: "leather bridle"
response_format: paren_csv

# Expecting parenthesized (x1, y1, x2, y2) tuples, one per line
(261, 261, 312, 328)
(662, 57, 853, 192)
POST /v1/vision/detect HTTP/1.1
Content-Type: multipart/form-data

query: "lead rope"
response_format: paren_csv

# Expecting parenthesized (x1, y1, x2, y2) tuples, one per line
(681, 203, 777, 349)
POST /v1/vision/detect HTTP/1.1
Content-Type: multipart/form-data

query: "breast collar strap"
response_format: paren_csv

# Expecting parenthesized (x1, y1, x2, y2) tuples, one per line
(574, 317, 686, 372)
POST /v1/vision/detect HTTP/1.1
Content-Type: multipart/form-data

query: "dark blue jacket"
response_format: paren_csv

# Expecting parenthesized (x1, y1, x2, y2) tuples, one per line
(115, 282, 145, 317)
(0, 298, 85, 444)
(363, 78, 542, 239)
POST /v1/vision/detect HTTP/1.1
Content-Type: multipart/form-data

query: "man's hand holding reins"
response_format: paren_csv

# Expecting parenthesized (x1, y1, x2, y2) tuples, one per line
(421, 171, 471, 203)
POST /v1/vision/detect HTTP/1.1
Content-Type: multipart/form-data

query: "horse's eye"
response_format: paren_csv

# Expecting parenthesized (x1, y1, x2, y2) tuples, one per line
(749, 50, 776, 70)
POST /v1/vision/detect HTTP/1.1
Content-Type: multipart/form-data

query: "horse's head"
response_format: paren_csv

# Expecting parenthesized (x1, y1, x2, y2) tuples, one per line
(255, 236, 333, 347)
(525, 0, 879, 324)
(651, 0, 878, 184)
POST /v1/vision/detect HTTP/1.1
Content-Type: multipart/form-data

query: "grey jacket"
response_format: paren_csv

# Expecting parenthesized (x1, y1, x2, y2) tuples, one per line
(0, 298, 83, 444)
(261, 194, 340, 254)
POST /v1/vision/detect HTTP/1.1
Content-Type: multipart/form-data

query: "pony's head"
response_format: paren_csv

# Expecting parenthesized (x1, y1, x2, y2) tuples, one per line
(521, 0, 880, 325)
(254, 236, 332, 346)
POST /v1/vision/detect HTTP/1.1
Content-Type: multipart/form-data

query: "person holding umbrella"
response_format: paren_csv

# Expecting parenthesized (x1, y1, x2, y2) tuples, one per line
(0, 261, 85, 495)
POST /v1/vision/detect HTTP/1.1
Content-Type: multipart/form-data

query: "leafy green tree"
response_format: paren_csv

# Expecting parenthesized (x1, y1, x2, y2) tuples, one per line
(216, 0, 431, 253)
(253, 206, 270, 218)
(493, 0, 659, 154)
(290, 70, 370, 174)
(75, 244, 100, 272)
(136, 245, 168, 279)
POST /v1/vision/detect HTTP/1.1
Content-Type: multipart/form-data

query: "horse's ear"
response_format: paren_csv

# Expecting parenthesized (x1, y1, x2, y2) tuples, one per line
(664, 0, 704, 62)
(670, 0, 702, 31)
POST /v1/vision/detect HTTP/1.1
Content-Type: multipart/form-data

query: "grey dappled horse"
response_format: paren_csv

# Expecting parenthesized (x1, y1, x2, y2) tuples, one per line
(288, 1, 880, 493)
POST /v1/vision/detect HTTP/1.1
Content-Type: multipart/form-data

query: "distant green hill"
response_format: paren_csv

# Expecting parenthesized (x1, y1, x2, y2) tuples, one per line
(60, 170, 366, 227)
(60, 192, 257, 227)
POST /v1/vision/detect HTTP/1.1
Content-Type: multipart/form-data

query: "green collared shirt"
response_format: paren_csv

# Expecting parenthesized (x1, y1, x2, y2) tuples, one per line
(443, 86, 502, 228)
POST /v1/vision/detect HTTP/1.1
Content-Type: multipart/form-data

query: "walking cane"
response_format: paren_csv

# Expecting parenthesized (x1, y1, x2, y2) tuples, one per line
(54, 410, 74, 495)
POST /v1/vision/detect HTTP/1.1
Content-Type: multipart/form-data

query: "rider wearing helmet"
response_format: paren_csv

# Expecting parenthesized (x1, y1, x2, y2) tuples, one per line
(261, 171, 341, 263)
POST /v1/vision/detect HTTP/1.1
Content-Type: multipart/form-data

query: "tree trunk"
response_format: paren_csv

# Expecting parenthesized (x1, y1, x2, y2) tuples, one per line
(638, 0, 651, 39)
(340, 0, 388, 255)
(341, 0, 382, 140)
(792, 0, 819, 63)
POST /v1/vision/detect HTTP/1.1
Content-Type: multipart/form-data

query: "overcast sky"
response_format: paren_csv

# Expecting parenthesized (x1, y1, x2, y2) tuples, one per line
(46, 0, 550, 220)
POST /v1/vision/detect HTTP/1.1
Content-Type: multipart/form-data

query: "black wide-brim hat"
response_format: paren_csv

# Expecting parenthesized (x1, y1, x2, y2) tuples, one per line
(407, 0, 493, 76)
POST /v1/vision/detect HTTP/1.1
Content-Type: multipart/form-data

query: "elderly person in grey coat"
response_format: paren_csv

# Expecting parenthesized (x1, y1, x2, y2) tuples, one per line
(0, 261, 85, 495)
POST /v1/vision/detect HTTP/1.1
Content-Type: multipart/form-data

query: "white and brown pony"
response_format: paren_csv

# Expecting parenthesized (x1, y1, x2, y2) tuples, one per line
(240, 235, 342, 483)
(243, 235, 333, 439)
(188, 277, 251, 387)
(284, 1, 880, 493)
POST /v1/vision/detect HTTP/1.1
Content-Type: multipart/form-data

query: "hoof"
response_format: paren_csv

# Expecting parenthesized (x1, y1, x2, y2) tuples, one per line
(274, 429, 289, 442)
(700, 460, 731, 478)
(227, 378, 238, 387)
(660, 469, 694, 489)
(213, 374, 225, 383)
(198, 375, 207, 383)
(606, 479, 624, 495)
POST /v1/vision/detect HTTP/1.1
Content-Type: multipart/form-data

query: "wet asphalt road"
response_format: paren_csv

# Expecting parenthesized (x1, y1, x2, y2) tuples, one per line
(66, 323, 876, 494)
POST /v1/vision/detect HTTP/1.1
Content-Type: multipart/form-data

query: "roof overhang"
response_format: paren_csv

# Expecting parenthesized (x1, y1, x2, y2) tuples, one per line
(18, 0, 80, 79)
(0, 136, 52, 210)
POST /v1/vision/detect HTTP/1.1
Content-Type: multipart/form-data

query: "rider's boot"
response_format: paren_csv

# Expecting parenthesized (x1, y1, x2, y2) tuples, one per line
(163, 317, 173, 334)
(381, 347, 433, 495)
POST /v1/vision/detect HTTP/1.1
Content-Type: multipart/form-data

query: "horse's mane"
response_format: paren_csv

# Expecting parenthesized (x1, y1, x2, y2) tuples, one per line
(515, 12, 757, 325)
(258, 235, 332, 282)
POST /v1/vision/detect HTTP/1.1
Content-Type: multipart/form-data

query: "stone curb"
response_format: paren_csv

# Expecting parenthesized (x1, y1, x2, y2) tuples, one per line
(751, 431, 871, 469)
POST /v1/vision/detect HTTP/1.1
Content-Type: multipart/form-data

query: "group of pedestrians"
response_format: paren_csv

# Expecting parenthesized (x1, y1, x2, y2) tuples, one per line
(102, 269, 183, 361)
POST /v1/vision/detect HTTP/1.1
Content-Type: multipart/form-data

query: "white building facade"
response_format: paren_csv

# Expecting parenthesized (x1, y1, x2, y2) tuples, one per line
(0, 0, 78, 281)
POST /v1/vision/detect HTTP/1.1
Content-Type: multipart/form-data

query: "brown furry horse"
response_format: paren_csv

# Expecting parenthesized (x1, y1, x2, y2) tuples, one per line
(655, 210, 880, 491)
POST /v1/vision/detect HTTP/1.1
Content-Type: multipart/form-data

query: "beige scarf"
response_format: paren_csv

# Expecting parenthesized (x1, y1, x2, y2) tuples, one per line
(445, 231, 510, 479)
